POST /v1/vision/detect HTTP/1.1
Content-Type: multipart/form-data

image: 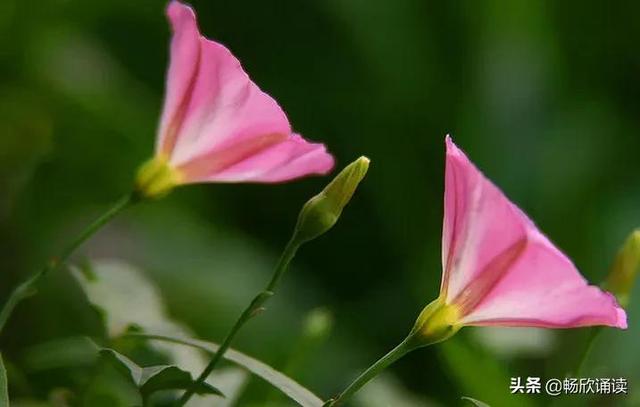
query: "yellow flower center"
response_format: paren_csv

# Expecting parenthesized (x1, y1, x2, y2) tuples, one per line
(409, 297, 462, 347)
(135, 155, 183, 199)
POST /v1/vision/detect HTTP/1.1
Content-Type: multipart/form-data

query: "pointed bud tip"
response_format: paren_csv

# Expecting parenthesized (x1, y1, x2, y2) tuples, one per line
(356, 155, 371, 167)
(605, 228, 640, 307)
(292, 156, 370, 243)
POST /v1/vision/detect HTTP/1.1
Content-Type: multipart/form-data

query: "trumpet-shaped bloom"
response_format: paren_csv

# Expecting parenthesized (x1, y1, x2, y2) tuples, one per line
(136, 1, 333, 198)
(420, 136, 627, 337)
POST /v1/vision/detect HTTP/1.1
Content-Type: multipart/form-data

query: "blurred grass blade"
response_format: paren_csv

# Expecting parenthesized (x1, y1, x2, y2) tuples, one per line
(127, 333, 323, 407)
(0, 353, 8, 406)
(355, 373, 436, 407)
(23, 336, 99, 371)
(100, 349, 223, 398)
(266, 308, 334, 405)
(461, 396, 491, 407)
(282, 308, 334, 378)
(440, 337, 533, 407)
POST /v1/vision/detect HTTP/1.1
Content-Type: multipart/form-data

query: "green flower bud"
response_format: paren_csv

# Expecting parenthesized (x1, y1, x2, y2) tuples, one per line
(293, 156, 370, 243)
(408, 297, 462, 347)
(134, 155, 182, 199)
(605, 229, 640, 307)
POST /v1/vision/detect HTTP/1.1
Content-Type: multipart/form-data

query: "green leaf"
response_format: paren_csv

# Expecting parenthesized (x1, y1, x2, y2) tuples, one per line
(126, 333, 324, 407)
(71, 260, 249, 403)
(100, 349, 143, 384)
(71, 260, 183, 338)
(0, 353, 9, 406)
(21, 335, 246, 406)
(461, 396, 491, 407)
(139, 365, 222, 398)
(100, 349, 223, 398)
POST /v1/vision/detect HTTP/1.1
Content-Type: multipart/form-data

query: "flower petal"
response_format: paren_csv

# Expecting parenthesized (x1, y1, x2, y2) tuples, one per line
(442, 136, 626, 329)
(441, 136, 528, 304)
(157, 1, 201, 156)
(461, 230, 627, 328)
(159, 1, 292, 168)
(180, 134, 334, 183)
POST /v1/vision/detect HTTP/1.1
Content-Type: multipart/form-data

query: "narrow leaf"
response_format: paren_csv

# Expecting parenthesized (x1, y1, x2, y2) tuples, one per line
(127, 333, 323, 407)
(462, 396, 491, 407)
(440, 337, 534, 407)
(100, 348, 223, 398)
(23, 336, 99, 371)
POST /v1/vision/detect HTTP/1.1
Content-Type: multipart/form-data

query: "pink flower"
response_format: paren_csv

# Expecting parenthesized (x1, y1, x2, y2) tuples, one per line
(414, 137, 626, 343)
(136, 1, 333, 198)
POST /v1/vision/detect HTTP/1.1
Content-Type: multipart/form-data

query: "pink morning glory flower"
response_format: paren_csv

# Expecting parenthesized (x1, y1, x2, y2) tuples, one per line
(135, 1, 334, 198)
(324, 139, 628, 407)
(414, 136, 626, 344)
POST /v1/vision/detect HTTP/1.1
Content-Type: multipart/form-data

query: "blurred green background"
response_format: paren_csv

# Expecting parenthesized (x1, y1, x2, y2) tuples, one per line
(1, 0, 639, 406)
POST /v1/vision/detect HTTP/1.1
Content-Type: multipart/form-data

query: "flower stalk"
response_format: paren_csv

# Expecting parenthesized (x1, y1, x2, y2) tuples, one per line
(176, 238, 300, 406)
(324, 137, 629, 406)
(177, 157, 369, 406)
(0, 193, 136, 334)
(323, 337, 415, 407)
(323, 297, 462, 406)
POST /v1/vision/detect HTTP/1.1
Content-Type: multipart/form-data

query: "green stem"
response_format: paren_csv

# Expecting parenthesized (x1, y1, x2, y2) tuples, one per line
(324, 337, 416, 407)
(176, 238, 301, 406)
(0, 193, 135, 334)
